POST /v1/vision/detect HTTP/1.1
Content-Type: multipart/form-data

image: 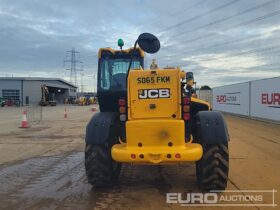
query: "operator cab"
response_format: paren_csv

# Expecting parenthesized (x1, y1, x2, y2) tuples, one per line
(97, 44, 144, 112)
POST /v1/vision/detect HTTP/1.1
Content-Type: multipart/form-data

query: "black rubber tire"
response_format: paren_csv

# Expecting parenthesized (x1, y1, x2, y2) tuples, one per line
(196, 144, 229, 191)
(85, 144, 121, 188)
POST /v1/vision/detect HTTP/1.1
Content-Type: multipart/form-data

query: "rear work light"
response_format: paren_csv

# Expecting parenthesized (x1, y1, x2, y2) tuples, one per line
(120, 114, 126, 121)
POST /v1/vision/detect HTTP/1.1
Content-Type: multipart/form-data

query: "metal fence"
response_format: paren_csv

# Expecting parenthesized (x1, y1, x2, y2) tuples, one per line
(212, 77, 280, 122)
(25, 104, 43, 124)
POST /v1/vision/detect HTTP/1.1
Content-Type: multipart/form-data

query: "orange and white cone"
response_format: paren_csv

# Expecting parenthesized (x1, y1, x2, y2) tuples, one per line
(64, 108, 68, 119)
(20, 110, 29, 128)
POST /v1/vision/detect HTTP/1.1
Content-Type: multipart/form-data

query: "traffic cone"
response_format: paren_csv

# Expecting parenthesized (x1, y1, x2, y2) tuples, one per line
(20, 110, 29, 128)
(64, 108, 68, 119)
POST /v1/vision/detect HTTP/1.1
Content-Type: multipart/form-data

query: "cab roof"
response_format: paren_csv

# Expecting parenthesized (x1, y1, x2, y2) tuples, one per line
(98, 47, 145, 59)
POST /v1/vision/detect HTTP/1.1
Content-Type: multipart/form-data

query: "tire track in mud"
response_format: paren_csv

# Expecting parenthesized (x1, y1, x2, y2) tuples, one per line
(227, 178, 260, 210)
(0, 150, 254, 210)
(88, 163, 199, 210)
(0, 151, 87, 210)
(82, 164, 169, 210)
(152, 165, 172, 195)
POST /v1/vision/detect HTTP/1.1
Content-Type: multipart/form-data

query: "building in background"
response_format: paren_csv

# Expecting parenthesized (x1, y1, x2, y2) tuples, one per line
(197, 86, 213, 107)
(197, 89, 213, 107)
(0, 77, 77, 105)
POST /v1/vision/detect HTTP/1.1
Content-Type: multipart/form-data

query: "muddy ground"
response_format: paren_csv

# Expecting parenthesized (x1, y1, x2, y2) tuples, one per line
(0, 106, 279, 210)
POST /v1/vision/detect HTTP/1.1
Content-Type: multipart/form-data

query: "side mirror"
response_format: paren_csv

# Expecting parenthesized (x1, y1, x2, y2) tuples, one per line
(137, 33, 160, 54)
(126, 33, 160, 83)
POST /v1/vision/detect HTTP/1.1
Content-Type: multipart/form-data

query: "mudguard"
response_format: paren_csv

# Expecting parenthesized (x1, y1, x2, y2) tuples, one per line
(191, 111, 230, 144)
(85, 112, 118, 145)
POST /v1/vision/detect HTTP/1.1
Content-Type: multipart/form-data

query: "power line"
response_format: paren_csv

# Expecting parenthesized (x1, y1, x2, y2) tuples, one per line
(158, 0, 240, 34)
(198, 46, 280, 62)
(158, 34, 262, 59)
(171, 0, 280, 38)
(158, 29, 280, 60)
(155, 1, 280, 62)
(249, 62, 280, 70)
(163, 46, 280, 67)
(150, 0, 207, 26)
(163, 61, 280, 77)
(157, 7, 280, 60)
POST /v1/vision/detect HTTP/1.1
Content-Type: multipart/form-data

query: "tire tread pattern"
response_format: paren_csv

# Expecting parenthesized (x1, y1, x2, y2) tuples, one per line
(196, 144, 229, 190)
(85, 144, 120, 187)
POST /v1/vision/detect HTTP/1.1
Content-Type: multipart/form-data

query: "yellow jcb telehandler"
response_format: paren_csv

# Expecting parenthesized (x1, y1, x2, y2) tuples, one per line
(85, 33, 229, 190)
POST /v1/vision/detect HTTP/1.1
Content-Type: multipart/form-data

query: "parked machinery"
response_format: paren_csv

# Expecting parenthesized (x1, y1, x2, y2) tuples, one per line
(85, 34, 229, 190)
(39, 85, 56, 106)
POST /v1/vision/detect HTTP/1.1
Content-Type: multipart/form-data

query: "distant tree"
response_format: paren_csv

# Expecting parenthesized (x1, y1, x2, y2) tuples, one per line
(200, 85, 211, 90)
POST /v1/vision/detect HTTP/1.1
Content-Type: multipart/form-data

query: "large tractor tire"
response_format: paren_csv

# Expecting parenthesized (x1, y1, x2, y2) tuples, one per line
(84, 113, 121, 188)
(85, 143, 121, 187)
(196, 143, 229, 190)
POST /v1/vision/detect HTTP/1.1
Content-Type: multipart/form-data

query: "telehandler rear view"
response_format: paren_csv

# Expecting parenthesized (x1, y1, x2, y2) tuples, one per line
(85, 33, 229, 190)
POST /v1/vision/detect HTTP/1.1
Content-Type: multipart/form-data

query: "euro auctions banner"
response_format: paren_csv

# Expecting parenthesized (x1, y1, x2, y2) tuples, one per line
(213, 82, 250, 116)
(250, 77, 280, 121)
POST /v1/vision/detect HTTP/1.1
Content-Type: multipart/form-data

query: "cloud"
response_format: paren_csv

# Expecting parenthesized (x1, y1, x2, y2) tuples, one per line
(183, 53, 266, 69)
(0, 0, 279, 91)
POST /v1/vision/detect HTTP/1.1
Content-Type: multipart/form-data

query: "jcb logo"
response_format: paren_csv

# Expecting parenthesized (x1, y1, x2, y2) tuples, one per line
(138, 88, 170, 99)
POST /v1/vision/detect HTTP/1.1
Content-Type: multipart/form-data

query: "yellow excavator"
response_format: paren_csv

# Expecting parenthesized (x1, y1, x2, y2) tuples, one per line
(39, 85, 56, 106)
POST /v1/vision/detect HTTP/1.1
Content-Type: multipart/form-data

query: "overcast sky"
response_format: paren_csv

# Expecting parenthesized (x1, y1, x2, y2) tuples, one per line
(0, 0, 280, 91)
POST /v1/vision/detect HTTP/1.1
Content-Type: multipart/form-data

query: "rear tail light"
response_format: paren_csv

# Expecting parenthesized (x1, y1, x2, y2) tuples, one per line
(182, 96, 190, 121)
(183, 97, 190, 105)
(175, 153, 181, 159)
(119, 98, 127, 140)
(131, 154, 136, 159)
(118, 99, 126, 106)
(119, 106, 126, 113)
(183, 113, 190, 121)
(183, 105, 190, 113)
(118, 98, 126, 118)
